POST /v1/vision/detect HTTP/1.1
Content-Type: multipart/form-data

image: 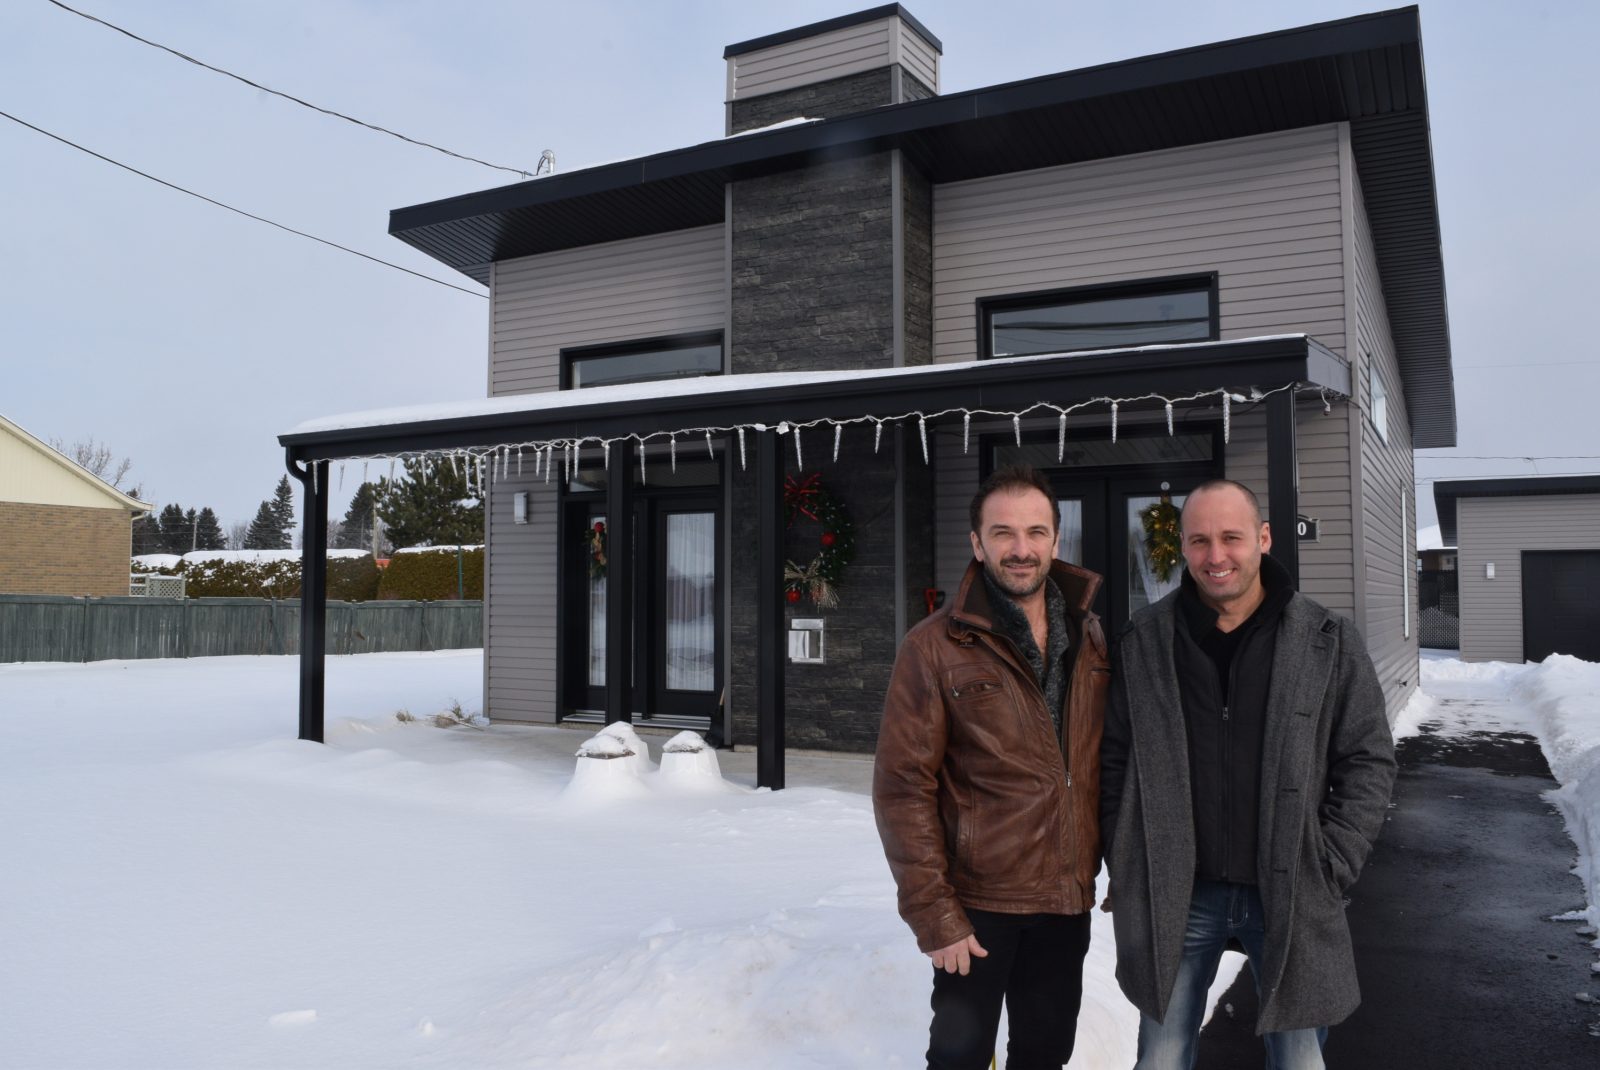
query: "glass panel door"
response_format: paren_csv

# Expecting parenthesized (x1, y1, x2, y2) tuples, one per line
(662, 511, 716, 693)
(587, 513, 607, 688)
(1125, 492, 1186, 615)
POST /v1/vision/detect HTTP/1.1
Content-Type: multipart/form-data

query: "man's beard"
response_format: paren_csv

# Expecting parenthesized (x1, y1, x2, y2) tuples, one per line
(984, 554, 1048, 599)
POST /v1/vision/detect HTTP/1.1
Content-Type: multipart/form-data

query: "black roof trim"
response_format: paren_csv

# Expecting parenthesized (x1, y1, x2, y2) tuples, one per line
(282, 336, 1344, 463)
(1433, 475, 1600, 544)
(724, 4, 941, 59)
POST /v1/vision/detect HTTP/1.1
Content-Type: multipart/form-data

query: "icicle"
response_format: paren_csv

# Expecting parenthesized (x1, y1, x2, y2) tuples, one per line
(833, 423, 842, 463)
(1057, 411, 1067, 462)
(603, 440, 610, 470)
(478, 455, 487, 493)
(737, 427, 747, 470)
(671, 434, 678, 473)
(1013, 414, 1022, 447)
(421, 458, 429, 487)
(874, 421, 883, 454)
(338, 463, 345, 491)
(1111, 402, 1120, 444)
(1165, 401, 1174, 436)
(311, 464, 319, 495)
(517, 447, 524, 477)
(793, 427, 803, 468)
(562, 445, 570, 484)
(388, 458, 395, 482)
(918, 415, 929, 465)
(544, 447, 552, 483)
(705, 430, 715, 458)
(362, 460, 369, 485)
(963, 412, 971, 454)
(638, 440, 648, 485)
(449, 452, 460, 478)
(1223, 391, 1232, 445)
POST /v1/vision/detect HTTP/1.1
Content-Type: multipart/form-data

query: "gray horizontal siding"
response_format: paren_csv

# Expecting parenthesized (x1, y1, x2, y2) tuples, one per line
(931, 125, 1347, 366)
(1351, 147, 1418, 714)
(1456, 495, 1600, 662)
(729, 17, 894, 100)
(484, 474, 560, 724)
(895, 19, 939, 92)
(490, 226, 726, 396)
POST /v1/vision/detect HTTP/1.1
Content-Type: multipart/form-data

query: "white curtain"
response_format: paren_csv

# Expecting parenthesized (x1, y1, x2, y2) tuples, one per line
(664, 512, 715, 692)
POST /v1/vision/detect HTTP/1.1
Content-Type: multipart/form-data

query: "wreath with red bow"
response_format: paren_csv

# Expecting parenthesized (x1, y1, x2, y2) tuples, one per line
(583, 520, 607, 580)
(783, 473, 856, 608)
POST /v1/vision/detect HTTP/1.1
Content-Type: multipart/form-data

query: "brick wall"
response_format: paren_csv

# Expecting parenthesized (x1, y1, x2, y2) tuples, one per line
(729, 68, 893, 134)
(0, 501, 131, 597)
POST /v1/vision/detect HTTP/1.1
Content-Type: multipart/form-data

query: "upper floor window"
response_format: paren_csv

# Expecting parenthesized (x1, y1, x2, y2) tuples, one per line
(980, 274, 1218, 359)
(562, 332, 723, 390)
(1368, 357, 1389, 444)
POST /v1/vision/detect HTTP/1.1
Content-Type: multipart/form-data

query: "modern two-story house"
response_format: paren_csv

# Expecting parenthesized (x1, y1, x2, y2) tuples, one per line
(282, 5, 1453, 784)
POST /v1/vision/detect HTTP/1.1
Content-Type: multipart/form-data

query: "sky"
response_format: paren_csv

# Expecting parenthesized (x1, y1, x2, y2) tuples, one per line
(4, 0, 1598, 534)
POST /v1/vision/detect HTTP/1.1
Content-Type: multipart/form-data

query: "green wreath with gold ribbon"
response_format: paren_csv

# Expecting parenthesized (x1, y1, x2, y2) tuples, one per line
(783, 473, 856, 608)
(1139, 494, 1182, 583)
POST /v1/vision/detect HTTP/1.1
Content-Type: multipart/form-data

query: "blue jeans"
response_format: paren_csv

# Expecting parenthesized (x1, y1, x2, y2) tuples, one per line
(1135, 879, 1327, 1070)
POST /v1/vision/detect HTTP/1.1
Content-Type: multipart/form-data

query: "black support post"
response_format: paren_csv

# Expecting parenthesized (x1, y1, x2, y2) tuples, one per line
(1265, 389, 1300, 588)
(288, 457, 329, 742)
(756, 429, 786, 789)
(604, 440, 635, 725)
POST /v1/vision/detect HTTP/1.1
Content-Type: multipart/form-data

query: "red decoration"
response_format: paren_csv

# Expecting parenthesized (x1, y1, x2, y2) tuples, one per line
(820, 531, 836, 548)
(783, 473, 823, 523)
(785, 589, 802, 604)
(593, 521, 605, 534)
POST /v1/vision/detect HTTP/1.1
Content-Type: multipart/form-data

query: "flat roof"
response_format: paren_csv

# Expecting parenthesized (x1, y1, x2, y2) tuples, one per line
(1434, 475, 1600, 543)
(723, 4, 942, 58)
(389, 6, 1452, 447)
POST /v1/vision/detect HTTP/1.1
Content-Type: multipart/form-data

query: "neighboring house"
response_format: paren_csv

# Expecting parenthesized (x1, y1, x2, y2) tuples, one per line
(1433, 476, 1600, 663)
(282, 5, 1454, 775)
(0, 414, 151, 597)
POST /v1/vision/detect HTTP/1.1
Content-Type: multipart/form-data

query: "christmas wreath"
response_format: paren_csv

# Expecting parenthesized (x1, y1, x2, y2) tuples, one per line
(783, 473, 856, 608)
(582, 520, 607, 580)
(1138, 494, 1182, 583)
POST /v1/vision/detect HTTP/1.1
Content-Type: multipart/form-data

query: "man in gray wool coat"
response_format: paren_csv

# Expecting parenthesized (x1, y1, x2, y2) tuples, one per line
(1101, 479, 1397, 1069)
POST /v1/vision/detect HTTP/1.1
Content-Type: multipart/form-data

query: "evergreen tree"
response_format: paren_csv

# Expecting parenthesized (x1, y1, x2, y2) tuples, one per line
(245, 501, 286, 549)
(377, 458, 484, 549)
(270, 476, 296, 547)
(157, 503, 190, 554)
(194, 507, 227, 550)
(334, 482, 382, 551)
(131, 510, 162, 556)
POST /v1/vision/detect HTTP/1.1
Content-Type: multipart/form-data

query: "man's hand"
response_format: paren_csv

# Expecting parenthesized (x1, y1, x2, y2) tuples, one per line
(928, 934, 988, 975)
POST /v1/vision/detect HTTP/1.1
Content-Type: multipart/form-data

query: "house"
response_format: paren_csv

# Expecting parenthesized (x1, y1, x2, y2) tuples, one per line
(281, 5, 1453, 783)
(0, 413, 151, 596)
(1433, 476, 1600, 663)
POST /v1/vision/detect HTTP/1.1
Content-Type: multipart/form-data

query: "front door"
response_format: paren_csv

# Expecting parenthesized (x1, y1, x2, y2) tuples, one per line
(1053, 480, 1189, 637)
(562, 476, 723, 726)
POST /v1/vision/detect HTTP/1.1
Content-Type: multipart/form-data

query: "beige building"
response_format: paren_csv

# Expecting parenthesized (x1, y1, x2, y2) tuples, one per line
(0, 414, 151, 597)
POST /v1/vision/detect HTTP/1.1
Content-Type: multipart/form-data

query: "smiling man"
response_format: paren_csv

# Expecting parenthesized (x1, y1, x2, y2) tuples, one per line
(874, 465, 1110, 1070)
(1100, 479, 1397, 1069)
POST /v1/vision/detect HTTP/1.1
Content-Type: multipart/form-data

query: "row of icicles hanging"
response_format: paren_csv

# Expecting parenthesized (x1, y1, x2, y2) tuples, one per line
(309, 383, 1320, 495)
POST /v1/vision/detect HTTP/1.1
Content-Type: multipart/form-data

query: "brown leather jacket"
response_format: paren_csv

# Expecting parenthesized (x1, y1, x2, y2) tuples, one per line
(873, 559, 1110, 952)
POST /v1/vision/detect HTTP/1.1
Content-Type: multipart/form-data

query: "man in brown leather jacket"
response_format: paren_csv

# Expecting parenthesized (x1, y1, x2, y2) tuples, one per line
(874, 465, 1110, 1070)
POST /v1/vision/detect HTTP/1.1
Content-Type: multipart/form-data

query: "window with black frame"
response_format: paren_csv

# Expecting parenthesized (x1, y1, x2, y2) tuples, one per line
(982, 275, 1218, 359)
(562, 332, 723, 389)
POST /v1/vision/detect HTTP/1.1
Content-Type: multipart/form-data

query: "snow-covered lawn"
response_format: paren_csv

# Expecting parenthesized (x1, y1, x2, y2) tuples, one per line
(1, 652, 1155, 1069)
(6, 650, 1593, 1068)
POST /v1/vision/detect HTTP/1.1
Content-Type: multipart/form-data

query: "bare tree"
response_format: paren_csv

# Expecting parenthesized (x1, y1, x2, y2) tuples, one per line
(227, 521, 249, 550)
(48, 436, 134, 490)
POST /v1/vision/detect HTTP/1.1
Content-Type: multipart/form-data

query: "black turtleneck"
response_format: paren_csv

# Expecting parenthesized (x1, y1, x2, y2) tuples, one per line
(1173, 552, 1296, 884)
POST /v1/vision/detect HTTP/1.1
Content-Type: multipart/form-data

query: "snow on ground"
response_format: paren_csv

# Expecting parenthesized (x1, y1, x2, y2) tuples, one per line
(1417, 654, 1600, 970)
(1, 651, 1183, 1069)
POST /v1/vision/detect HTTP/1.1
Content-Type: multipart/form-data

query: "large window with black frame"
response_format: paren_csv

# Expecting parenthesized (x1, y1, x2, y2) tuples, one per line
(980, 274, 1219, 359)
(561, 332, 724, 390)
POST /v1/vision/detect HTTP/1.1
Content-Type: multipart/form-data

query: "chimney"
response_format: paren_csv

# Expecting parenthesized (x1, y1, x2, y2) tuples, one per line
(723, 5, 941, 135)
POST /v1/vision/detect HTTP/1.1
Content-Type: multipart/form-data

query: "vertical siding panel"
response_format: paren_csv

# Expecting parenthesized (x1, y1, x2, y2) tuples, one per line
(484, 226, 727, 723)
(1456, 496, 1600, 662)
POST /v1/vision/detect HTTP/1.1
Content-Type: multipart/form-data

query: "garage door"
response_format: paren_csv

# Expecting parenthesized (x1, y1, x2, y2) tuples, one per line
(1522, 550, 1600, 663)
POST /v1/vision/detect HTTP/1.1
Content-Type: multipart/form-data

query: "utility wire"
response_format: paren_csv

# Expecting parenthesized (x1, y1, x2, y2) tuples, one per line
(1457, 360, 1600, 369)
(1416, 454, 1600, 461)
(1, 109, 486, 298)
(44, 0, 533, 178)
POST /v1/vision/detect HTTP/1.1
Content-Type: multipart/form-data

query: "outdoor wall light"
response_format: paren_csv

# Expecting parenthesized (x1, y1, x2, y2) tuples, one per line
(513, 492, 529, 525)
(1485, 562, 1495, 580)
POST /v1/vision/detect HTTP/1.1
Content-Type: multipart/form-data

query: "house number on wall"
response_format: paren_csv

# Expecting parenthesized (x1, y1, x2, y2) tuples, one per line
(1296, 514, 1320, 542)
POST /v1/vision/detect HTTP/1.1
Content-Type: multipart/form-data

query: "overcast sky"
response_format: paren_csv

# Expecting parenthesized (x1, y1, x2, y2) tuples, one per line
(4, 0, 1597, 535)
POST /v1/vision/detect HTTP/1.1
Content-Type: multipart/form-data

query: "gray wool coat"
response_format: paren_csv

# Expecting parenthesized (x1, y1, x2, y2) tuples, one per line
(1100, 589, 1397, 1034)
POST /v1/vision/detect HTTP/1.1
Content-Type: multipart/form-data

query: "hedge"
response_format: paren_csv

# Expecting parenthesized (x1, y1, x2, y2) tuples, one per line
(132, 556, 381, 601)
(377, 547, 484, 601)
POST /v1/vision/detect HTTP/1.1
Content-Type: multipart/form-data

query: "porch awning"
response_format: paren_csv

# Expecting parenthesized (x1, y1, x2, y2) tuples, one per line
(280, 335, 1349, 463)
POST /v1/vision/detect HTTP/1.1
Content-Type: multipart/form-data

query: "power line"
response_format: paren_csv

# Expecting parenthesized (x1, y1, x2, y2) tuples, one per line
(1, 108, 485, 298)
(44, 0, 533, 179)
(1416, 454, 1600, 461)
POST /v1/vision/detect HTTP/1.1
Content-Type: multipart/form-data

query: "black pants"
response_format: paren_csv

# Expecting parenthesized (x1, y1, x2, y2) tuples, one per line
(926, 909, 1091, 1070)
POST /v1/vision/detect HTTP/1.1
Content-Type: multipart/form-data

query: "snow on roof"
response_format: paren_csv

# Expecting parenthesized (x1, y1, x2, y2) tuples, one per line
(1416, 524, 1446, 551)
(285, 335, 1311, 438)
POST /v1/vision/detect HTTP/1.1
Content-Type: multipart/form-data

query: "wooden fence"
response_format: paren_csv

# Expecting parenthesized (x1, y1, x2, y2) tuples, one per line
(0, 595, 482, 664)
